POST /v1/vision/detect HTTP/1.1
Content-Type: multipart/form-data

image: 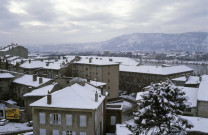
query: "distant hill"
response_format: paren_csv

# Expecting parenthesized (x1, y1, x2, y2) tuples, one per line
(26, 32, 208, 52)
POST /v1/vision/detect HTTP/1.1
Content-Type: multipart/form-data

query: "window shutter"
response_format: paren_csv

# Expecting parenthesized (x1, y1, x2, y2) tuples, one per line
(80, 115, 86, 127)
(53, 130, 59, 135)
(66, 114, 72, 126)
(62, 131, 66, 135)
(80, 132, 86, 135)
(39, 113, 45, 124)
(58, 114, 61, 125)
(40, 129, 46, 135)
(50, 114, 53, 124)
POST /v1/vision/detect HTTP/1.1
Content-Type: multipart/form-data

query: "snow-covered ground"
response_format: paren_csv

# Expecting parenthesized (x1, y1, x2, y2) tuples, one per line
(0, 122, 33, 134)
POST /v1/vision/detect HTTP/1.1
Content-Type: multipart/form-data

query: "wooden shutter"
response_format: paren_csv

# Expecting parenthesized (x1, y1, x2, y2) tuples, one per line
(58, 114, 61, 125)
(39, 113, 45, 124)
(80, 115, 86, 127)
(62, 131, 66, 135)
(40, 129, 46, 135)
(50, 114, 53, 124)
(66, 114, 72, 126)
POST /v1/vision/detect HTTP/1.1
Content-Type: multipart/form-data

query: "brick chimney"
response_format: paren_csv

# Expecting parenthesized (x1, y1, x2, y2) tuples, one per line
(87, 78, 90, 83)
(89, 58, 92, 63)
(29, 59, 31, 63)
(47, 91, 52, 104)
(33, 74, 37, 81)
(101, 87, 106, 96)
(95, 91, 98, 102)
(109, 58, 113, 62)
(39, 77, 43, 84)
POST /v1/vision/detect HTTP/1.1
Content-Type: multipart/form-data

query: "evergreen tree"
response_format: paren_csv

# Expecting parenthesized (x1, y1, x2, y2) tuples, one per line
(128, 80, 193, 135)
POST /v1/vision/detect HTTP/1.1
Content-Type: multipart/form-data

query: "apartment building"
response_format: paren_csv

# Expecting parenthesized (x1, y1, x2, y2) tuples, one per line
(13, 74, 53, 106)
(31, 83, 106, 135)
(120, 65, 194, 92)
(71, 57, 119, 99)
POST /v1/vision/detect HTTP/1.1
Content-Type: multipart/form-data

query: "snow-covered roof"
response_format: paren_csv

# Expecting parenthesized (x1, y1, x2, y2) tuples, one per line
(13, 75, 52, 87)
(182, 116, 208, 133)
(80, 56, 139, 66)
(23, 83, 56, 97)
(185, 76, 200, 85)
(74, 57, 119, 66)
(197, 75, 208, 101)
(178, 87, 198, 107)
(70, 77, 106, 87)
(172, 76, 186, 82)
(0, 73, 15, 78)
(116, 124, 133, 135)
(20, 58, 75, 70)
(120, 65, 194, 75)
(30, 83, 106, 110)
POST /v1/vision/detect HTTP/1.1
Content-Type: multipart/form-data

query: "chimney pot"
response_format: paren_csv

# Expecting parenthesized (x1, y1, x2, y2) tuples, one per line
(39, 77, 43, 84)
(47, 92, 52, 104)
(95, 91, 98, 102)
(87, 78, 90, 83)
(89, 58, 92, 63)
(33, 74, 37, 81)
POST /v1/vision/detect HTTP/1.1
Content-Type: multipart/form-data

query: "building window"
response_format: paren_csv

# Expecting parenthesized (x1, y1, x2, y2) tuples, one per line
(80, 115, 87, 127)
(110, 116, 116, 125)
(108, 72, 110, 75)
(50, 113, 61, 125)
(96, 66, 99, 70)
(108, 79, 110, 83)
(108, 86, 110, 89)
(66, 114, 72, 126)
(39, 113, 45, 124)
(40, 129, 46, 135)
(80, 132, 86, 135)
(53, 130, 59, 135)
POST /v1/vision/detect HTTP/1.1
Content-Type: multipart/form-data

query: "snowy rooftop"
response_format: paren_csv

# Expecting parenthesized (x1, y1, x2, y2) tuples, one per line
(74, 57, 119, 66)
(178, 87, 198, 107)
(23, 83, 56, 97)
(19, 58, 75, 70)
(13, 74, 52, 87)
(185, 76, 200, 85)
(116, 124, 133, 135)
(70, 77, 106, 87)
(182, 116, 208, 133)
(172, 76, 186, 82)
(120, 65, 193, 75)
(197, 75, 208, 101)
(30, 83, 106, 110)
(81, 56, 139, 66)
(0, 73, 15, 78)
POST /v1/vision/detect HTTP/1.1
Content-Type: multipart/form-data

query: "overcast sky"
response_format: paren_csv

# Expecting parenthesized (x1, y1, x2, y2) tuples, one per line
(0, 0, 207, 45)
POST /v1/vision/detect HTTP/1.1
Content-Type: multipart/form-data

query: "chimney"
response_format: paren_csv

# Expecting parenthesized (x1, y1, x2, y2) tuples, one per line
(87, 78, 90, 83)
(46, 63, 49, 66)
(95, 91, 98, 102)
(185, 74, 190, 81)
(39, 77, 43, 84)
(89, 58, 92, 63)
(47, 91, 52, 104)
(101, 87, 106, 96)
(109, 58, 112, 62)
(29, 59, 31, 63)
(33, 74, 37, 81)
(199, 76, 202, 81)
